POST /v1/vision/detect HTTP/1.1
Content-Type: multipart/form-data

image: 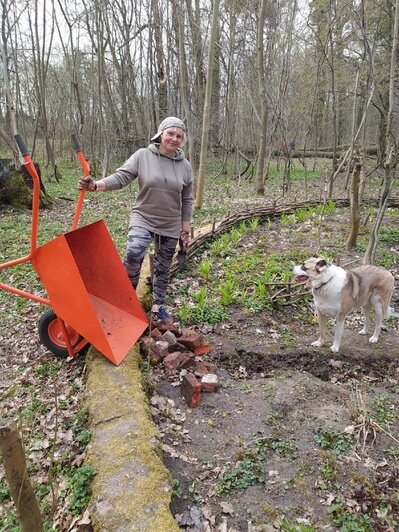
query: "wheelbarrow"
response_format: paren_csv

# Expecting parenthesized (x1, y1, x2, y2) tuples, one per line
(0, 134, 148, 366)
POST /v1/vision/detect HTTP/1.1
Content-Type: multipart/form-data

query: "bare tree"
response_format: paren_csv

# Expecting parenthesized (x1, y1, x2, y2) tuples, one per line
(255, 0, 268, 196)
(27, 0, 59, 175)
(171, 0, 195, 164)
(0, 0, 21, 158)
(363, 0, 399, 264)
(195, 0, 220, 208)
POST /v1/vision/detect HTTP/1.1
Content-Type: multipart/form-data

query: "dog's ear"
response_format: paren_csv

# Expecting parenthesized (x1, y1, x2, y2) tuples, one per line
(316, 258, 328, 271)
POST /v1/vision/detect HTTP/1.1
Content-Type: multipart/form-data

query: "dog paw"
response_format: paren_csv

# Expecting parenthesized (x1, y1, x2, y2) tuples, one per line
(358, 328, 368, 335)
(369, 335, 378, 343)
(330, 344, 340, 352)
(311, 339, 324, 347)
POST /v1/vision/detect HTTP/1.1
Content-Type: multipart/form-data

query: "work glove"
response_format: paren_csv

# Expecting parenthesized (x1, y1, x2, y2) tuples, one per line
(78, 176, 96, 191)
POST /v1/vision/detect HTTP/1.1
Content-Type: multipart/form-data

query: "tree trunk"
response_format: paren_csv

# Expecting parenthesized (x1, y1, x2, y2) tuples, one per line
(363, 0, 399, 264)
(30, 0, 57, 173)
(195, 0, 220, 208)
(209, 19, 221, 150)
(152, 0, 168, 119)
(172, 0, 195, 164)
(186, 0, 206, 154)
(345, 161, 361, 250)
(255, 0, 268, 196)
(0, 26, 18, 137)
(0, 420, 43, 531)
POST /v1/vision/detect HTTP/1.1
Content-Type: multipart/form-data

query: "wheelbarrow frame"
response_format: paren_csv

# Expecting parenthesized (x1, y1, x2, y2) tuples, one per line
(0, 134, 147, 363)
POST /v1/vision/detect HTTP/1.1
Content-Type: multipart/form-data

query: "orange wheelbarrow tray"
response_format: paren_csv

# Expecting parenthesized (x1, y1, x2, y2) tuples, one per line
(0, 134, 148, 366)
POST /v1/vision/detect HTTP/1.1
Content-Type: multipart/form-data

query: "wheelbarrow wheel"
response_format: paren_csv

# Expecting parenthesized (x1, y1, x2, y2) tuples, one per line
(38, 309, 87, 358)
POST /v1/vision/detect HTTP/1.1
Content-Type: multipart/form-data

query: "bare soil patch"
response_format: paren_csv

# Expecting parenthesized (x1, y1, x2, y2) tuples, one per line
(149, 213, 399, 531)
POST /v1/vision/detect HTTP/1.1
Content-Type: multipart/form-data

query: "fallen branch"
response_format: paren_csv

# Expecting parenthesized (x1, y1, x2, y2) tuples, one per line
(171, 196, 397, 276)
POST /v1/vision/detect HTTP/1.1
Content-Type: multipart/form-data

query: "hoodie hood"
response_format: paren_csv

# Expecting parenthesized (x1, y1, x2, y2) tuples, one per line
(148, 142, 185, 161)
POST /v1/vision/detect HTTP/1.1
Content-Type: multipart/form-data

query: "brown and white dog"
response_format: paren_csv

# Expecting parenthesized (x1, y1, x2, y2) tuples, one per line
(293, 256, 398, 352)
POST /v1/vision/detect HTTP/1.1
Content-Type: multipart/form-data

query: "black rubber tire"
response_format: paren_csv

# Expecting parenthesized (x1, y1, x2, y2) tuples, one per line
(38, 309, 87, 359)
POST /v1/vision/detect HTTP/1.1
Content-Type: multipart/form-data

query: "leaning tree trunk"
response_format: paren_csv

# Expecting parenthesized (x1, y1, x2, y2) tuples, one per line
(363, 0, 399, 265)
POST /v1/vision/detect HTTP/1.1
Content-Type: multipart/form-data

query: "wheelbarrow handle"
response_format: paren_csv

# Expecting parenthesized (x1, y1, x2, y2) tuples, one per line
(71, 133, 91, 231)
(71, 133, 90, 176)
(71, 133, 82, 153)
(14, 134, 41, 257)
(15, 134, 29, 156)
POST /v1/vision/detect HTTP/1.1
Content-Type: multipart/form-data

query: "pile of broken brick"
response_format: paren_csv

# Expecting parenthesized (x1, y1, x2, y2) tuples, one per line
(140, 320, 219, 408)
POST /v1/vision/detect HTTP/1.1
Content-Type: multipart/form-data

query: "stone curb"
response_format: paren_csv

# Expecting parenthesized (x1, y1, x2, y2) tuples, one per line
(85, 259, 179, 531)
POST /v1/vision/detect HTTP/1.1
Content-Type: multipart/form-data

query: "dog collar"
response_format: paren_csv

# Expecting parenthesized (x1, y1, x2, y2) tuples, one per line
(314, 275, 334, 291)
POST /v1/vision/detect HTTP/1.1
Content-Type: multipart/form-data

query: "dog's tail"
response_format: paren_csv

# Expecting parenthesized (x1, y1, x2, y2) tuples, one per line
(387, 306, 399, 319)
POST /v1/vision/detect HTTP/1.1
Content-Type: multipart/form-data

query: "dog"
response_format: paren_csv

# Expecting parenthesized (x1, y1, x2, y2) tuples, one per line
(293, 256, 398, 352)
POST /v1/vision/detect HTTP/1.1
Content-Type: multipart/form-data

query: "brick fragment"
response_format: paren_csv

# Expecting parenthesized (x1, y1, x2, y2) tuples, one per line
(194, 360, 218, 378)
(193, 343, 212, 356)
(150, 340, 170, 359)
(154, 322, 181, 336)
(150, 328, 162, 339)
(178, 351, 196, 369)
(168, 342, 191, 354)
(178, 328, 204, 350)
(181, 373, 201, 407)
(162, 330, 178, 346)
(201, 373, 219, 393)
(164, 352, 182, 373)
(139, 336, 154, 350)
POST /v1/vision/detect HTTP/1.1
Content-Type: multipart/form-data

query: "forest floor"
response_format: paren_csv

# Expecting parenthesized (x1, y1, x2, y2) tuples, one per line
(1, 161, 399, 531)
(149, 205, 399, 531)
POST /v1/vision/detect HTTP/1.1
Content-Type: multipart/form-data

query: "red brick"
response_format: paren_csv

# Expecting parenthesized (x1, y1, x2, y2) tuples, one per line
(164, 352, 182, 374)
(150, 340, 170, 359)
(194, 360, 218, 378)
(178, 351, 196, 369)
(168, 342, 191, 354)
(139, 338, 163, 365)
(162, 330, 178, 346)
(193, 343, 212, 356)
(178, 328, 204, 350)
(139, 336, 153, 350)
(181, 373, 201, 407)
(154, 322, 181, 335)
(201, 373, 219, 393)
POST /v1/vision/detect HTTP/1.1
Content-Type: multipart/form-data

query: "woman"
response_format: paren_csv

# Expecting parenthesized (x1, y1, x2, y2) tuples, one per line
(78, 117, 194, 323)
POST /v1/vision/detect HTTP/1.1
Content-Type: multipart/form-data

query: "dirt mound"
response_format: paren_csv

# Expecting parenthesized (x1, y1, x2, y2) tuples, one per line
(216, 345, 399, 382)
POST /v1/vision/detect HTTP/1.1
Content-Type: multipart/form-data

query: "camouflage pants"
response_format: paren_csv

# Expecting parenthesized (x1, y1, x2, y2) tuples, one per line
(124, 226, 178, 305)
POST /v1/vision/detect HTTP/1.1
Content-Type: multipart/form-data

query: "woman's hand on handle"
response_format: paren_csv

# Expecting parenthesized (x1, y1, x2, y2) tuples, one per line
(78, 176, 97, 191)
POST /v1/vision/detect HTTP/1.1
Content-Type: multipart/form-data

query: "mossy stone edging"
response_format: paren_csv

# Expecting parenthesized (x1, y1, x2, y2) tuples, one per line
(84, 258, 178, 531)
(84, 348, 178, 531)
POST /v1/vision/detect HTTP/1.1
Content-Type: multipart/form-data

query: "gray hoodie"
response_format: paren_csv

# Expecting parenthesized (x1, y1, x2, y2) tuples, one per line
(102, 144, 194, 238)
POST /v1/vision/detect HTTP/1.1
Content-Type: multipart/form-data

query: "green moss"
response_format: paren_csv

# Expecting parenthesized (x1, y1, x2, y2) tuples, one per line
(84, 346, 178, 531)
